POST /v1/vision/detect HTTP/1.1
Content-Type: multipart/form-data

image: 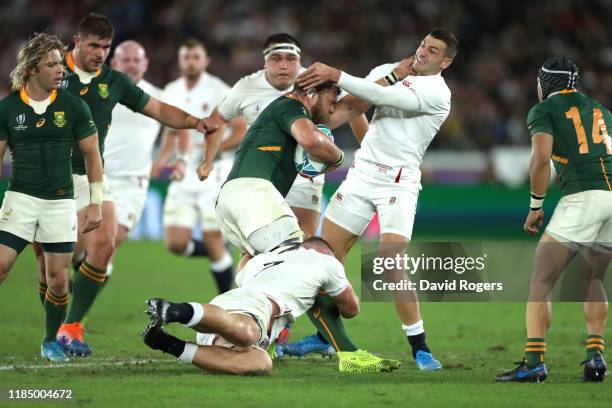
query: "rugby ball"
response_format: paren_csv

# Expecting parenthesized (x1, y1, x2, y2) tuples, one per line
(295, 124, 334, 177)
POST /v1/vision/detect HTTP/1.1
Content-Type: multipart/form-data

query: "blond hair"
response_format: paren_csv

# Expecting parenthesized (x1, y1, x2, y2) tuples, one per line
(9, 33, 65, 91)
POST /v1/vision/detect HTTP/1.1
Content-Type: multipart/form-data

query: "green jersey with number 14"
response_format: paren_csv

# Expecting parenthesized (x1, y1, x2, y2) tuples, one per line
(527, 90, 612, 196)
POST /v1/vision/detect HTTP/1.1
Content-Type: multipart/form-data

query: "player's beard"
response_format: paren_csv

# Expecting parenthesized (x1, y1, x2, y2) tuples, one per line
(311, 102, 329, 125)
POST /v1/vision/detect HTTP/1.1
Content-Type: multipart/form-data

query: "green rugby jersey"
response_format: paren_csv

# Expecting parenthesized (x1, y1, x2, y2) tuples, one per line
(0, 88, 97, 199)
(527, 90, 612, 196)
(63, 52, 150, 174)
(226, 96, 310, 197)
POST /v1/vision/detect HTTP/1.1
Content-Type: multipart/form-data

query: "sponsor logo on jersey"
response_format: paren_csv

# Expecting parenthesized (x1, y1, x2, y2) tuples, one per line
(36, 118, 46, 128)
(98, 83, 110, 99)
(202, 102, 209, 112)
(1, 208, 12, 220)
(389, 196, 397, 205)
(312, 195, 319, 205)
(54, 111, 66, 128)
(80, 87, 89, 95)
(56, 188, 66, 196)
(14, 113, 27, 131)
(89, 120, 95, 128)
(402, 80, 412, 88)
(336, 192, 343, 201)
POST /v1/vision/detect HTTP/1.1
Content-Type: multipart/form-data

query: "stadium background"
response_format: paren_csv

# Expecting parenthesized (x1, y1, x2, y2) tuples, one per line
(0, 1, 610, 406)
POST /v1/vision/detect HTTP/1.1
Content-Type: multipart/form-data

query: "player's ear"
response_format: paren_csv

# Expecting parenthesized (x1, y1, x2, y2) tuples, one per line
(440, 56, 453, 70)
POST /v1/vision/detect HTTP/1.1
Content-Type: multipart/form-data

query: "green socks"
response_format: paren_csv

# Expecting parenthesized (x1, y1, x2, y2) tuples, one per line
(587, 335, 604, 359)
(65, 261, 106, 323)
(307, 294, 357, 352)
(38, 282, 47, 306)
(44, 291, 68, 342)
(524, 338, 546, 367)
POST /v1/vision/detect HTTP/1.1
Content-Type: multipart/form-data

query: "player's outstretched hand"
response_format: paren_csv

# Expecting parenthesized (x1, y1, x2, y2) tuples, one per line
(197, 160, 213, 181)
(80, 204, 102, 234)
(298, 62, 342, 90)
(168, 159, 186, 181)
(524, 210, 544, 235)
(196, 117, 220, 134)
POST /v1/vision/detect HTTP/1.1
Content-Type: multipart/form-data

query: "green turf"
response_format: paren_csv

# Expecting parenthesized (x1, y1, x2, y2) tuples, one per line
(0, 241, 609, 407)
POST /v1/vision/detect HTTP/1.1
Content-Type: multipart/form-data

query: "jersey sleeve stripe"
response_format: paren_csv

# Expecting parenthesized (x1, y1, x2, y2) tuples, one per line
(552, 154, 568, 164)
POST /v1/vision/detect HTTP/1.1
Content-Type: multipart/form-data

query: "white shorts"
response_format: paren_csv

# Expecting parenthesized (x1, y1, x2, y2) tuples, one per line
(325, 163, 421, 238)
(216, 178, 300, 255)
(0, 191, 77, 243)
(546, 190, 612, 251)
(106, 176, 149, 231)
(196, 287, 272, 349)
(162, 158, 231, 231)
(73, 174, 113, 211)
(285, 174, 324, 212)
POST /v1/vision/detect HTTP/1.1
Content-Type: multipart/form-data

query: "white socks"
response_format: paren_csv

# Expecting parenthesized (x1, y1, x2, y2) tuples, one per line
(178, 342, 198, 364)
(185, 302, 205, 328)
(211, 252, 233, 273)
(182, 240, 195, 257)
(402, 319, 425, 336)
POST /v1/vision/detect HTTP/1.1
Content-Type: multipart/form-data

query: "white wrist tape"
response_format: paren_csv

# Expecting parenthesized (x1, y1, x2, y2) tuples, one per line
(89, 181, 104, 205)
(530, 192, 545, 211)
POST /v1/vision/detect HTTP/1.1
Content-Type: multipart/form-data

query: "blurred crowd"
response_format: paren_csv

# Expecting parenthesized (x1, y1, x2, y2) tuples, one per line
(1, 0, 612, 150)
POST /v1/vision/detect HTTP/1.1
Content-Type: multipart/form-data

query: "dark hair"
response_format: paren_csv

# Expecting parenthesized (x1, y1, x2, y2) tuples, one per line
(302, 236, 333, 250)
(78, 13, 114, 39)
(180, 38, 206, 52)
(263, 33, 301, 50)
(429, 28, 458, 58)
(293, 81, 340, 97)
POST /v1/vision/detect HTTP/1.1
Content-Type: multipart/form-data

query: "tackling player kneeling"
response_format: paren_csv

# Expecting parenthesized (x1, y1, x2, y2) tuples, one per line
(141, 237, 369, 375)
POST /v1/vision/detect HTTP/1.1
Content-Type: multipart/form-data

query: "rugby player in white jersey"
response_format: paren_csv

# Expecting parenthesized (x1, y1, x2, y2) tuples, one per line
(159, 39, 247, 294)
(141, 237, 373, 375)
(196, 33, 368, 238)
(103, 40, 168, 272)
(290, 28, 459, 370)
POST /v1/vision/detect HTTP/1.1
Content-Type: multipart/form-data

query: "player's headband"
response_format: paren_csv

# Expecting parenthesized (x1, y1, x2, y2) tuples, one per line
(263, 43, 301, 59)
(539, 66, 578, 89)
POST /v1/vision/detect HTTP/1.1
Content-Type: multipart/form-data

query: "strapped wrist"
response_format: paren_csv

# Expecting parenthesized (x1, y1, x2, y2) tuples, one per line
(530, 192, 545, 211)
(90, 181, 103, 205)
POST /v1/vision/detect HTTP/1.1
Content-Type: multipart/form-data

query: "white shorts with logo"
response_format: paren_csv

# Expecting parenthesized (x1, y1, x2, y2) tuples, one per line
(215, 178, 300, 255)
(325, 161, 421, 239)
(285, 174, 325, 212)
(0, 191, 77, 243)
(106, 176, 149, 231)
(195, 287, 273, 349)
(73, 174, 114, 211)
(546, 190, 612, 251)
(163, 158, 232, 231)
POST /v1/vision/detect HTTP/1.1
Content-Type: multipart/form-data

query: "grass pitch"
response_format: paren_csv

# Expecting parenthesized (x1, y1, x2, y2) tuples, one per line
(0, 241, 610, 407)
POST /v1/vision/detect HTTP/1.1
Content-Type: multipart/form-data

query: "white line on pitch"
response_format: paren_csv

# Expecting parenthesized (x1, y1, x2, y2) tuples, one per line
(0, 358, 174, 372)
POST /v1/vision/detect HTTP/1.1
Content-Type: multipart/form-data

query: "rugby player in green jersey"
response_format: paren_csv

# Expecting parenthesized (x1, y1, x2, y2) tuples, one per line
(496, 57, 611, 383)
(31, 13, 219, 357)
(0, 33, 104, 362)
(210, 82, 344, 261)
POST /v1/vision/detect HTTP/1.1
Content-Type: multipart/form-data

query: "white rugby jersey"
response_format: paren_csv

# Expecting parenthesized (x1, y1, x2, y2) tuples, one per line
(353, 63, 451, 179)
(217, 69, 295, 126)
(236, 247, 349, 320)
(104, 79, 163, 178)
(162, 73, 231, 190)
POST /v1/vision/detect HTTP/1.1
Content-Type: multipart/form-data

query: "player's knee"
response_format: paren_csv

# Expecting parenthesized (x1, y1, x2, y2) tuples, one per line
(47, 275, 68, 295)
(232, 320, 260, 347)
(90, 232, 116, 259)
